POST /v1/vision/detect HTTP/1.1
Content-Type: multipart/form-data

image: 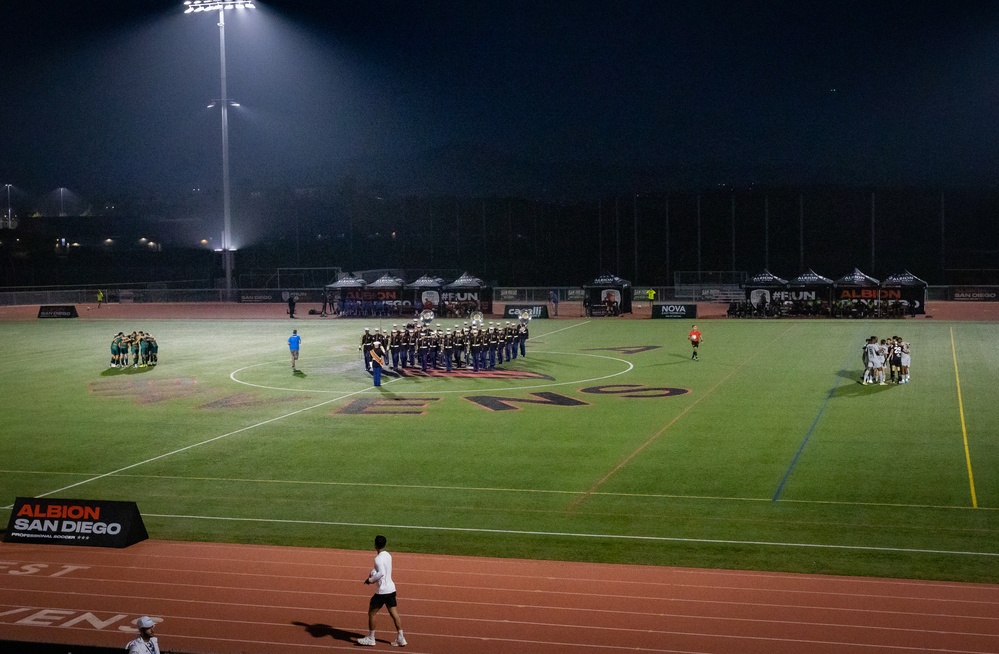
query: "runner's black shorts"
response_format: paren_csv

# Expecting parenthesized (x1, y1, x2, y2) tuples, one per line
(369, 592, 397, 610)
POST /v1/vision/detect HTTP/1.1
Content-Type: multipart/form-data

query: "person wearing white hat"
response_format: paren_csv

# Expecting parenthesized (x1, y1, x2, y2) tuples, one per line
(360, 328, 374, 371)
(442, 329, 454, 372)
(370, 340, 386, 387)
(126, 616, 161, 654)
(389, 324, 402, 369)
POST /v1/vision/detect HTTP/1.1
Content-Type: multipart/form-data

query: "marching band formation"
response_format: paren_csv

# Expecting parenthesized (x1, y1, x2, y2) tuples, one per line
(109, 331, 159, 369)
(359, 310, 530, 373)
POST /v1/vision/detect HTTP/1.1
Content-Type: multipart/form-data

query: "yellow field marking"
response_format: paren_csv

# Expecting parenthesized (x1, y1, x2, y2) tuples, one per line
(950, 326, 978, 509)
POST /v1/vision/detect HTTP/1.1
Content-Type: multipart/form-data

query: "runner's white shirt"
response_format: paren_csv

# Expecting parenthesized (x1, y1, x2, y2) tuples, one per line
(368, 550, 396, 595)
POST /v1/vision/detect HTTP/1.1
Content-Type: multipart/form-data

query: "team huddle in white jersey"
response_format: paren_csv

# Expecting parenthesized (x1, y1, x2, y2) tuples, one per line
(861, 335, 911, 385)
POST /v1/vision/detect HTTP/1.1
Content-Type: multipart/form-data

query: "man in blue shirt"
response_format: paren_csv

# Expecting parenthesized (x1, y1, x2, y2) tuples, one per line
(288, 329, 301, 371)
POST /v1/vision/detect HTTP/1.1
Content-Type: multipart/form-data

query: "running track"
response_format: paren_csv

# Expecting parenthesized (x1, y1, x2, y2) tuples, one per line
(1, 540, 997, 653)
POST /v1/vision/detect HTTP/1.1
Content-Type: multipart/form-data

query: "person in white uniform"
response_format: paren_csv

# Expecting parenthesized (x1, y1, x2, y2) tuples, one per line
(126, 616, 161, 654)
(357, 535, 406, 647)
(899, 341, 911, 383)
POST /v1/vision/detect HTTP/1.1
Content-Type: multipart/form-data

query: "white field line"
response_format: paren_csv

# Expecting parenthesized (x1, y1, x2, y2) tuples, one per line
(142, 513, 999, 558)
(2, 471, 996, 512)
(229, 351, 632, 395)
(1, 378, 404, 510)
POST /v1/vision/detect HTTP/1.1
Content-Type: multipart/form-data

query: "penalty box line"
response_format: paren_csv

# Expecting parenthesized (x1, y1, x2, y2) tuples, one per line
(145, 512, 999, 559)
(1, 378, 405, 511)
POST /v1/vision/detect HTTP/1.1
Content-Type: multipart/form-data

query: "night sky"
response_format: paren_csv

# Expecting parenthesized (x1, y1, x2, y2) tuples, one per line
(3, 0, 999, 203)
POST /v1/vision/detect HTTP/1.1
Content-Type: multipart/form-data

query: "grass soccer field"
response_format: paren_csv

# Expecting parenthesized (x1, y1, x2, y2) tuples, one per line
(1, 314, 997, 584)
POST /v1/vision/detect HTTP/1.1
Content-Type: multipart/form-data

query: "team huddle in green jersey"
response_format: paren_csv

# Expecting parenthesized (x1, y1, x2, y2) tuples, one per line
(109, 331, 159, 369)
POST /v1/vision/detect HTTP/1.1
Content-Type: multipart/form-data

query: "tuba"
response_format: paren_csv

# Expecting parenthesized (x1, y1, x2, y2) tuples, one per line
(518, 309, 533, 325)
(469, 311, 484, 328)
(420, 309, 435, 326)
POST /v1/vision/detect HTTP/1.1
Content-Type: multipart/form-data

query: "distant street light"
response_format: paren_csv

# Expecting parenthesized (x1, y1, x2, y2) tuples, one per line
(4, 184, 11, 228)
(183, 0, 256, 300)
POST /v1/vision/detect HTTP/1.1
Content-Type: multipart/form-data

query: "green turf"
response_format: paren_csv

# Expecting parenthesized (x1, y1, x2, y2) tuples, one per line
(1, 316, 997, 583)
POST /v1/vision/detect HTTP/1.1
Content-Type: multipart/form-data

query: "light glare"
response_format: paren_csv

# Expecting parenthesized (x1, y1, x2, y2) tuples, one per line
(182, 0, 257, 12)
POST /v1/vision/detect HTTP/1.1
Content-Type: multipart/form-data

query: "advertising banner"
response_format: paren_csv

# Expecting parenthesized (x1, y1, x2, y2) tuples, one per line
(37, 305, 79, 318)
(238, 290, 320, 303)
(949, 287, 999, 301)
(4, 497, 148, 548)
(651, 303, 698, 319)
(503, 304, 549, 319)
(835, 287, 926, 313)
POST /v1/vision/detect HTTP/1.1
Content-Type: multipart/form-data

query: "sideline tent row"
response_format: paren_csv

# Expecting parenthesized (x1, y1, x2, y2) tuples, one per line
(742, 268, 927, 317)
(326, 272, 639, 318)
(326, 272, 492, 316)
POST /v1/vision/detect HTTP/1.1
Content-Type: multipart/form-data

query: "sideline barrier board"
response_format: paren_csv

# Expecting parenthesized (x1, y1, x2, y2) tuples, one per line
(651, 303, 698, 319)
(37, 305, 79, 318)
(502, 303, 549, 319)
(4, 497, 148, 548)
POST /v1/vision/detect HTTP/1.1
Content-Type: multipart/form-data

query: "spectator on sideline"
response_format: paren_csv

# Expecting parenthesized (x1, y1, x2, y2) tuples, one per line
(126, 616, 162, 654)
(549, 290, 559, 316)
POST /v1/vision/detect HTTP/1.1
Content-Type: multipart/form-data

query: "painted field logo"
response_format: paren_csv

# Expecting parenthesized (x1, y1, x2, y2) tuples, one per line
(89, 377, 200, 403)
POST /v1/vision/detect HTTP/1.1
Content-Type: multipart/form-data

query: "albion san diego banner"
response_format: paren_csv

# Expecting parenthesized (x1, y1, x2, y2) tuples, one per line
(4, 497, 148, 548)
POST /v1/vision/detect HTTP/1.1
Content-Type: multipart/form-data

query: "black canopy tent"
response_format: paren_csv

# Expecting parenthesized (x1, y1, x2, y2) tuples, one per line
(405, 274, 446, 312)
(442, 272, 492, 315)
(882, 270, 927, 315)
(323, 274, 367, 313)
(743, 269, 789, 307)
(833, 268, 879, 287)
(583, 273, 632, 315)
(832, 268, 881, 317)
(786, 269, 834, 315)
(324, 274, 366, 291)
(368, 274, 405, 289)
(361, 274, 408, 311)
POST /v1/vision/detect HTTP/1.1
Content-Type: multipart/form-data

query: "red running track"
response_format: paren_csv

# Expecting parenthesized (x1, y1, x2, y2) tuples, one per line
(1, 539, 997, 653)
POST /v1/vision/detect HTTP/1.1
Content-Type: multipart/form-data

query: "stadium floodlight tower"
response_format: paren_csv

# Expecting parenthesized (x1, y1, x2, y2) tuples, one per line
(4, 184, 11, 228)
(183, 0, 256, 300)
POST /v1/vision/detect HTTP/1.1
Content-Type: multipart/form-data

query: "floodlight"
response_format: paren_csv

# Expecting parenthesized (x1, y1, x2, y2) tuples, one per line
(183, 0, 256, 300)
